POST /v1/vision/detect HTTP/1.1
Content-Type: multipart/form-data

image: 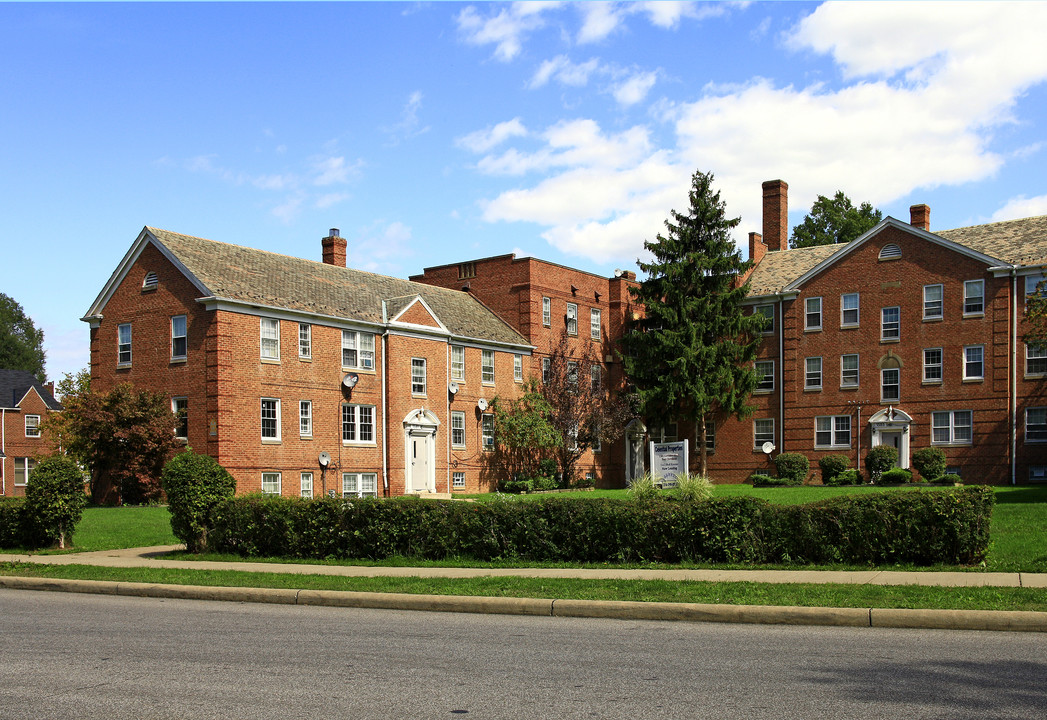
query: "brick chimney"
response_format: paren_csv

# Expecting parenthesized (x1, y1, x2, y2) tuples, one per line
(762, 180, 788, 251)
(909, 204, 930, 231)
(749, 231, 766, 265)
(322, 228, 346, 267)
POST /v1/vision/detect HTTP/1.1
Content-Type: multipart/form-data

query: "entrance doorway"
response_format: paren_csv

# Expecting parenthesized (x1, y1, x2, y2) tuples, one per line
(868, 407, 912, 469)
(403, 409, 439, 493)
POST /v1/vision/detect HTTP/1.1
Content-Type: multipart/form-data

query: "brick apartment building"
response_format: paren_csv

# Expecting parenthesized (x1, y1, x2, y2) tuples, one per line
(0, 370, 62, 497)
(83, 228, 534, 497)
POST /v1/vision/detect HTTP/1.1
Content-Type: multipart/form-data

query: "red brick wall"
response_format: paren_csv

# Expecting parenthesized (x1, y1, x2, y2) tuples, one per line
(0, 389, 58, 497)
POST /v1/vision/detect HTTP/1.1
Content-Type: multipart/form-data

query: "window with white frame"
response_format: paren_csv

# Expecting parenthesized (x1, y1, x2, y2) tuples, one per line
(591, 308, 601, 340)
(451, 345, 465, 381)
(261, 472, 281, 495)
(591, 422, 601, 452)
(932, 410, 972, 445)
(300, 472, 313, 498)
(1026, 344, 1047, 376)
(171, 315, 187, 360)
(481, 413, 495, 450)
(815, 415, 851, 448)
(652, 423, 678, 443)
(481, 350, 495, 384)
(590, 365, 602, 393)
(964, 280, 984, 315)
(542, 297, 551, 326)
(261, 399, 281, 440)
(566, 303, 578, 335)
(805, 357, 822, 390)
(753, 419, 774, 449)
(881, 307, 900, 340)
(841, 354, 859, 387)
(299, 323, 311, 359)
(411, 358, 427, 395)
(964, 345, 984, 380)
(1030, 466, 1047, 482)
(805, 297, 822, 331)
(1026, 408, 1047, 443)
(342, 472, 378, 498)
(881, 368, 900, 402)
(342, 330, 375, 370)
(705, 418, 716, 453)
(118, 323, 132, 365)
(24, 414, 41, 438)
(451, 411, 466, 448)
(14, 457, 34, 486)
(755, 304, 774, 333)
(542, 357, 551, 384)
(260, 318, 280, 360)
(172, 399, 187, 440)
(1025, 273, 1046, 303)
(342, 404, 375, 443)
(299, 400, 312, 437)
(924, 348, 943, 382)
(567, 361, 578, 390)
(755, 360, 774, 391)
(923, 284, 943, 320)
(453, 472, 466, 489)
(514, 354, 523, 382)
(841, 293, 859, 327)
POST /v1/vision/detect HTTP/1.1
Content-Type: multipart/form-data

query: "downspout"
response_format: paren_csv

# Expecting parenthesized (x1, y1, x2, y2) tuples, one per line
(446, 342, 451, 493)
(381, 302, 390, 496)
(1012, 270, 1018, 485)
(1, 408, 5, 495)
(778, 296, 785, 453)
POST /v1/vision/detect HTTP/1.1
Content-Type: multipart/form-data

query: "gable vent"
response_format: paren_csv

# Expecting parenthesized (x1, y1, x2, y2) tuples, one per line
(878, 244, 902, 261)
(142, 272, 159, 290)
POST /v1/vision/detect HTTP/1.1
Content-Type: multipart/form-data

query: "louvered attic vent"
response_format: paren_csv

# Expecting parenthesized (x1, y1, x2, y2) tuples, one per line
(878, 244, 902, 260)
(142, 272, 159, 290)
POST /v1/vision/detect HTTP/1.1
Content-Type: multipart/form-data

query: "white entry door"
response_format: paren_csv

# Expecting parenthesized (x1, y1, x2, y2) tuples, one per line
(409, 430, 434, 493)
(880, 431, 903, 467)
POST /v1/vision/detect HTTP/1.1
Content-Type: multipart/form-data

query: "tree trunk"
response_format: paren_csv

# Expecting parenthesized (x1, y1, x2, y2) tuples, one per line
(697, 417, 708, 476)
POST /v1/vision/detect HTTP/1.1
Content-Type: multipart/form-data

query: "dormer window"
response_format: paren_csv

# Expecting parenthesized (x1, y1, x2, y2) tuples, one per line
(878, 244, 902, 261)
(142, 272, 159, 290)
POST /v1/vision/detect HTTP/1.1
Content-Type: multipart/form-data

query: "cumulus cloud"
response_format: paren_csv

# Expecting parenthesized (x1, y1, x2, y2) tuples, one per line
(612, 70, 658, 106)
(456, 2, 558, 62)
(456, 118, 529, 153)
(992, 194, 1047, 223)
(529, 55, 600, 88)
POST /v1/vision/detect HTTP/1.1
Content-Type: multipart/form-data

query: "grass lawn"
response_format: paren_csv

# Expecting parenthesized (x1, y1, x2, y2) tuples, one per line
(50, 505, 178, 553)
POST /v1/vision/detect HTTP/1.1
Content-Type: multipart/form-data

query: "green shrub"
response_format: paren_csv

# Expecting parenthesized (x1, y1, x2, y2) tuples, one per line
(832, 468, 862, 486)
(940, 473, 962, 485)
(673, 473, 714, 502)
(751, 473, 799, 487)
(499, 478, 533, 494)
(627, 474, 658, 503)
(864, 445, 898, 481)
(0, 498, 26, 548)
(818, 454, 850, 485)
(22, 455, 88, 549)
(774, 453, 810, 485)
(161, 448, 237, 553)
(533, 475, 559, 492)
(879, 468, 913, 484)
(911, 448, 947, 482)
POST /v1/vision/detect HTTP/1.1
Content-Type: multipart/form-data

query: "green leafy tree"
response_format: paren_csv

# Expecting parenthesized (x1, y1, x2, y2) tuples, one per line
(161, 448, 237, 553)
(790, 191, 882, 249)
(22, 455, 88, 549)
(490, 385, 561, 483)
(1024, 275, 1047, 348)
(621, 170, 764, 475)
(0, 293, 46, 382)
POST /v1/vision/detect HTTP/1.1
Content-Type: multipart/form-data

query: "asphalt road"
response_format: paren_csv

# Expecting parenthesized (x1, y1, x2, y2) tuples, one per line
(1, 589, 1045, 720)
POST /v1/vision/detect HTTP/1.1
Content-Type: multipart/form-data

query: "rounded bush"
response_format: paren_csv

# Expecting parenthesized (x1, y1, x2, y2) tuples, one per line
(818, 454, 850, 485)
(879, 467, 913, 484)
(912, 447, 947, 482)
(23, 455, 88, 549)
(161, 448, 236, 552)
(864, 445, 898, 481)
(774, 452, 810, 485)
(940, 473, 963, 485)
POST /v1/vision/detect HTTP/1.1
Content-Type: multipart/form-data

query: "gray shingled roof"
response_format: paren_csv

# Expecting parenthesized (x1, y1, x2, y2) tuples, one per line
(0, 369, 62, 411)
(747, 243, 844, 296)
(147, 228, 528, 347)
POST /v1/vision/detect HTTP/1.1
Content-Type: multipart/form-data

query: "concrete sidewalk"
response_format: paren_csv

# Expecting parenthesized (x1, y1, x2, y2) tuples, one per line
(2, 546, 1046, 632)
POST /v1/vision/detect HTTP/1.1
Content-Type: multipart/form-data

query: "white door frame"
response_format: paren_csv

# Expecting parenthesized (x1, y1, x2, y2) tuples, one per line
(403, 409, 439, 493)
(869, 407, 912, 469)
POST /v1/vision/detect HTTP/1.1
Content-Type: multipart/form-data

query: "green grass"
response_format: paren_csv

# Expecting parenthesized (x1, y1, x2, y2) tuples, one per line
(51, 505, 177, 553)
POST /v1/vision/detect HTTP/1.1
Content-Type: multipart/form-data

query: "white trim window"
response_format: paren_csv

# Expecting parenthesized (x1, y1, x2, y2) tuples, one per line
(753, 419, 774, 449)
(14, 457, 34, 487)
(343, 472, 378, 498)
(566, 303, 578, 335)
(805, 357, 822, 390)
(542, 357, 551, 384)
(815, 415, 851, 448)
(453, 472, 466, 489)
(171, 315, 187, 360)
(964, 280, 984, 315)
(342, 330, 375, 370)
(299, 400, 312, 438)
(923, 284, 943, 320)
(590, 365, 602, 393)
(411, 358, 427, 396)
(841, 293, 859, 327)
(881, 368, 900, 402)
(261, 398, 281, 441)
(117, 323, 132, 366)
(24, 414, 41, 438)
(299, 323, 312, 359)
(841, 354, 859, 388)
(1025, 273, 1046, 304)
(481, 350, 495, 384)
(1026, 344, 1047, 376)
(342, 404, 375, 444)
(1026, 407, 1047, 443)
(964, 345, 984, 380)
(261, 472, 281, 496)
(924, 348, 943, 382)
(755, 304, 774, 333)
(300, 472, 313, 498)
(260, 318, 280, 361)
(451, 345, 465, 381)
(514, 354, 523, 383)
(172, 398, 188, 440)
(481, 413, 495, 450)
(805, 297, 822, 331)
(542, 297, 551, 327)
(755, 360, 774, 392)
(932, 410, 972, 445)
(591, 308, 602, 340)
(881, 307, 900, 340)
(451, 411, 466, 448)
(567, 361, 578, 390)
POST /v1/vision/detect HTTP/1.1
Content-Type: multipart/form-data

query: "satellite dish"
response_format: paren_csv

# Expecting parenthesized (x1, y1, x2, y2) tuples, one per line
(318, 452, 331, 467)
(761, 441, 776, 455)
(477, 398, 488, 411)
(448, 382, 459, 395)
(342, 373, 358, 389)
(614, 269, 623, 278)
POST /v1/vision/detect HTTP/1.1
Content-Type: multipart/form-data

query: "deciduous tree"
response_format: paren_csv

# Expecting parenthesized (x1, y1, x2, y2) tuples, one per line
(0, 293, 46, 382)
(490, 386, 561, 483)
(790, 191, 882, 248)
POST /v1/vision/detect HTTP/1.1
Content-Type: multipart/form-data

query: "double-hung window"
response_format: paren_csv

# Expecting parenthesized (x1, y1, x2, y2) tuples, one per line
(755, 360, 774, 392)
(964, 345, 984, 380)
(343, 472, 378, 498)
(172, 398, 188, 440)
(481, 350, 495, 384)
(1026, 408, 1047, 443)
(753, 419, 774, 449)
(261, 398, 281, 441)
(881, 368, 900, 402)
(567, 361, 578, 391)
(964, 280, 984, 315)
(342, 404, 375, 443)
(932, 410, 972, 445)
(923, 284, 943, 320)
(453, 472, 466, 489)
(815, 415, 851, 448)
(300, 472, 313, 498)
(755, 304, 774, 333)
(841, 354, 859, 387)
(1025, 274, 1046, 304)
(591, 308, 602, 340)
(14, 458, 34, 487)
(841, 293, 859, 327)
(566, 303, 578, 335)
(342, 330, 375, 370)
(805, 357, 822, 390)
(542, 357, 551, 384)
(481, 413, 495, 450)
(411, 358, 427, 396)
(451, 345, 465, 381)
(1026, 344, 1047, 376)
(171, 315, 187, 360)
(117, 323, 132, 366)
(514, 354, 523, 382)
(299, 323, 312, 359)
(805, 297, 822, 331)
(591, 365, 602, 393)
(542, 297, 551, 327)
(451, 411, 466, 448)
(25, 414, 41, 438)
(260, 318, 280, 361)
(299, 400, 312, 437)
(924, 348, 943, 382)
(261, 472, 281, 495)
(881, 307, 900, 340)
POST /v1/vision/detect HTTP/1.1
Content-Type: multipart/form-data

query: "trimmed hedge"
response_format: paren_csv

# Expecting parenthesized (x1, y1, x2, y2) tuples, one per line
(208, 486, 995, 566)
(774, 453, 810, 485)
(818, 455, 850, 486)
(0, 498, 26, 548)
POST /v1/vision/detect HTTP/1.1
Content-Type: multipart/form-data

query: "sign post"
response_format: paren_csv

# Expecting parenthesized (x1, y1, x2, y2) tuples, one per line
(649, 440, 689, 488)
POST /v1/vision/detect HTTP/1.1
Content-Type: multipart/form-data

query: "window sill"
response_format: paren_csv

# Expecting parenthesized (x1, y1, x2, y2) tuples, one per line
(299, 356, 312, 362)
(170, 358, 187, 365)
(753, 389, 774, 395)
(880, 338, 900, 344)
(840, 385, 859, 391)
(962, 378, 984, 384)
(963, 312, 985, 319)
(922, 380, 943, 386)
(342, 441, 377, 447)
(804, 387, 823, 393)
(815, 445, 851, 451)
(261, 439, 282, 445)
(922, 317, 943, 323)
(931, 442, 973, 447)
(840, 325, 859, 330)
(261, 358, 281, 365)
(341, 367, 376, 374)
(1025, 374, 1047, 380)
(804, 327, 823, 333)
(300, 435, 313, 441)
(117, 363, 132, 370)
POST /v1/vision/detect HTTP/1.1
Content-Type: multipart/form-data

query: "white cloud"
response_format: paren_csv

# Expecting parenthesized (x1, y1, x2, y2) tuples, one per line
(457, 118, 529, 153)
(456, 2, 558, 62)
(315, 192, 351, 209)
(529, 55, 600, 88)
(475, 119, 652, 176)
(271, 192, 306, 224)
(612, 70, 658, 106)
(577, 2, 626, 44)
(992, 195, 1047, 223)
(349, 221, 415, 273)
(311, 156, 361, 186)
(383, 91, 431, 144)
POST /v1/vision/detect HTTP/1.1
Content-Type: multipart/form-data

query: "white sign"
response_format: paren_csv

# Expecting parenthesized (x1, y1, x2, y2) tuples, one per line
(650, 440, 688, 487)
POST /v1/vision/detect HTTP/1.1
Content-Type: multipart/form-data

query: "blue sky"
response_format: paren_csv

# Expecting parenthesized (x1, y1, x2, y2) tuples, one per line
(3, 1, 1047, 384)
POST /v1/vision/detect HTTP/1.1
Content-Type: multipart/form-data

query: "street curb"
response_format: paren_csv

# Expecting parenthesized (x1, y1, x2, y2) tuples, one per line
(2, 575, 1046, 632)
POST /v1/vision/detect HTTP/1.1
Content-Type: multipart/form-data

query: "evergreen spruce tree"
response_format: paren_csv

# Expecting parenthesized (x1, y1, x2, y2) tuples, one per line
(621, 170, 765, 474)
